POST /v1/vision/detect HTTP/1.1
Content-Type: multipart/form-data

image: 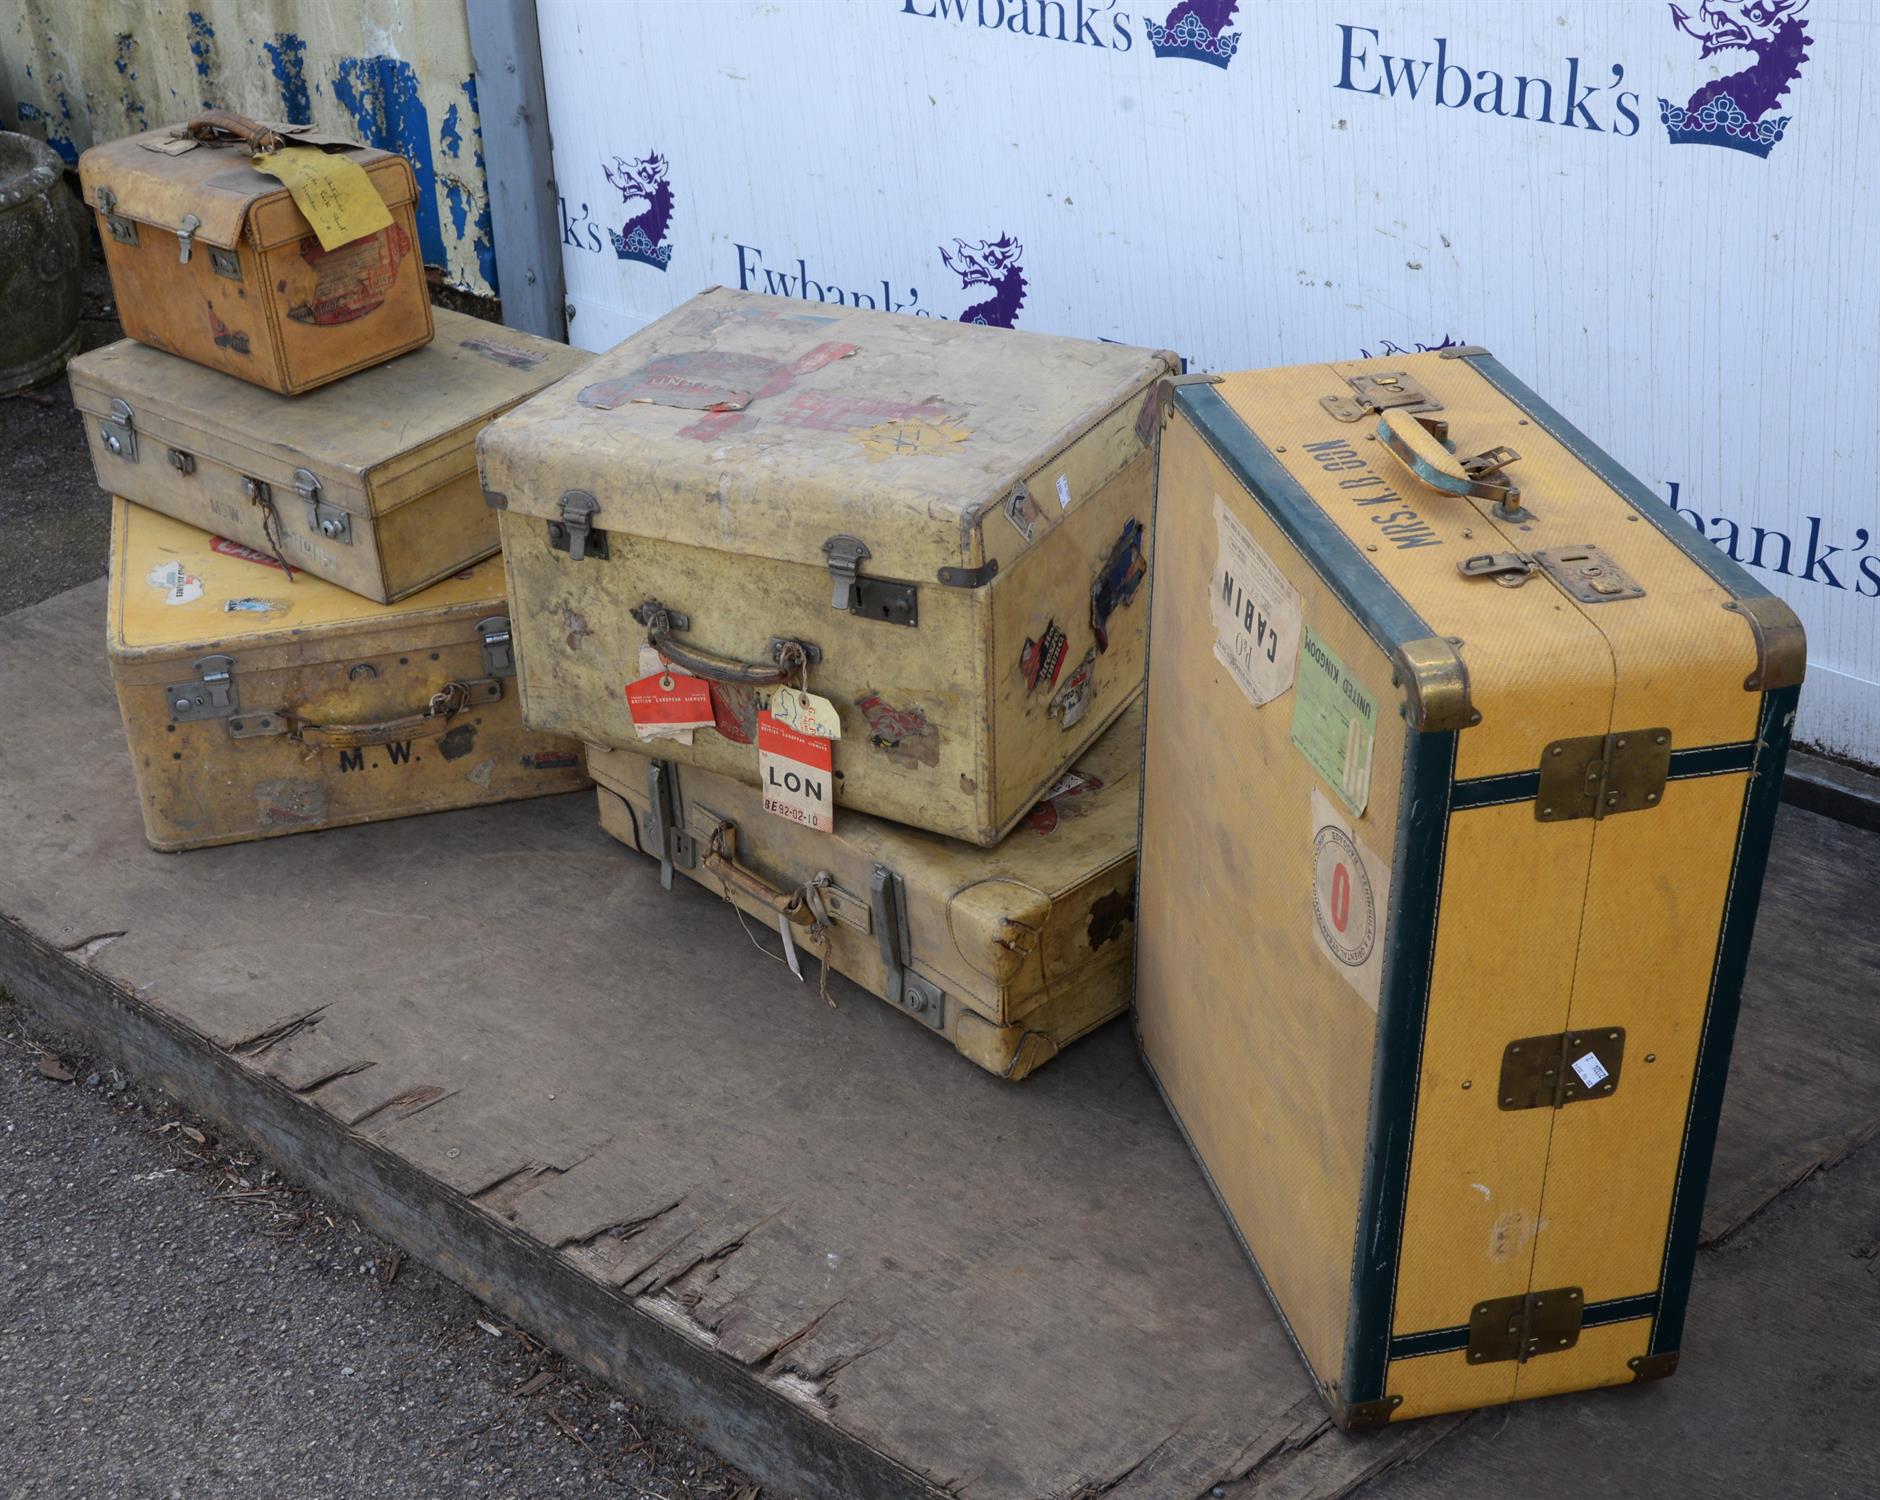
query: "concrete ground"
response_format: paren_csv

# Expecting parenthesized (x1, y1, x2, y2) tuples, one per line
(5, 239, 1875, 1500)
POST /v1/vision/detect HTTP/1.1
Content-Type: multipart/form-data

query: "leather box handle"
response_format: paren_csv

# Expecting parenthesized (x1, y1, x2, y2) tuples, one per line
(182, 110, 287, 156)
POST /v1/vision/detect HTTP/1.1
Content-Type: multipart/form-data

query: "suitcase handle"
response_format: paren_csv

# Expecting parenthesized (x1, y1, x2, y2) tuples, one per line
(273, 678, 500, 749)
(1374, 409, 1529, 522)
(634, 600, 821, 688)
(700, 844, 817, 928)
(182, 110, 288, 156)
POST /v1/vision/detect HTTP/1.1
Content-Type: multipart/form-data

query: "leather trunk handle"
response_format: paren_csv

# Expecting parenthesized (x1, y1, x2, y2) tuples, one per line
(182, 110, 288, 155)
(700, 846, 815, 927)
(277, 679, 498, 749)
(632, 599, 819, 688)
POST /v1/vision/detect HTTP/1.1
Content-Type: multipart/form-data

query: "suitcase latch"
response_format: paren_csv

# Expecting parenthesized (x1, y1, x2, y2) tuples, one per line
(176, 213, 201, 264)
(476, 617, 515, 678)
(1466, 1288, 1584, 1365)
(645, 760, 697, 891)
(98, 398, 138, 463)
(166, 654, 239, 723)
(95, 187, 139, 247)
(822, 534, 918, 627)
(1320, 371, 1440, 423)
(1498, 1028, 1625, 1110)
(1457, 552, 1535, 586)
(295, 468, 351, 544)
(549, 490, 608, 561)
(870, 865, 945, 1031)
(1537, 729, 1672, 821)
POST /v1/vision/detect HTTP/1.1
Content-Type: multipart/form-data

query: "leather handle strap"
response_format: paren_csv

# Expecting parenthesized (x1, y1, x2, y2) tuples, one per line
(276, 679, 499, 749)
(701, 847, 815, 927)
(634, 600, 817, 688)
(182, 110, 287, 155)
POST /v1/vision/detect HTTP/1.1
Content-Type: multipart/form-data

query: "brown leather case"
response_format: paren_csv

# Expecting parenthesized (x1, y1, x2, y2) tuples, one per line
(78, 112, 434, 395)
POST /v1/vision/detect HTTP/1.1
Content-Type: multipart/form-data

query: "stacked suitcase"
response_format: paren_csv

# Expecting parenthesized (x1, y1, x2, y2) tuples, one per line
(478, 287, 1176, 1077)
(73, 114, 592, 849)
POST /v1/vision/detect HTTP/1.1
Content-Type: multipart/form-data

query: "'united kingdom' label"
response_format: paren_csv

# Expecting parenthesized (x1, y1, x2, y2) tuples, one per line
(1209, 494, 1301, 707)
(758, 711, 835, 831)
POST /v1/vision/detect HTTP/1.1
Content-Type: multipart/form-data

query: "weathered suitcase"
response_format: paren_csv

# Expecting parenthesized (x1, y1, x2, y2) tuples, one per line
(590, 700, 1142, 1080)
(107, 498, 589, 851)
(78, 113, 432, 394)
(479, 286, 1175, 845)
(1135, 351, 1805, 1426)
(71, 309, 591, 603)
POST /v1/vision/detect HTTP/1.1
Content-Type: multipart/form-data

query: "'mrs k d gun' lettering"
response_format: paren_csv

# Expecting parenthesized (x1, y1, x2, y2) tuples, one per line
(1301, 439, 1442, 550)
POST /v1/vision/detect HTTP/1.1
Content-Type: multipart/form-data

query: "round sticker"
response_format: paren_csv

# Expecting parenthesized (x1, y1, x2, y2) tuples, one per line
(1312, 824, 1376, 967)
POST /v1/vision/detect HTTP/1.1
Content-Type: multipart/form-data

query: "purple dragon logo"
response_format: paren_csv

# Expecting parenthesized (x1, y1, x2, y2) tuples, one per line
(604, 151, 674, 269)
(1146, 1, 1241, 68)
(1358, 334, 1464, 359)
(939, 234, 1026, 329)
(1659, 0, 1812, 158)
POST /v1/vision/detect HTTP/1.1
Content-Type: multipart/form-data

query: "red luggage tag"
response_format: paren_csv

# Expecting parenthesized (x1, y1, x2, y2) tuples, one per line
(626, 650, 715, 741)
(758, 710, 835, 832)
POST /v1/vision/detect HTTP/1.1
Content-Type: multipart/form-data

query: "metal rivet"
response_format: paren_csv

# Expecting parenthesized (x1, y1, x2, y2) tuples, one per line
(1501, 1097, 1515, 1107)
(1645, 1053, 1657, 1063)
(447, 1148, 461, 1159)
(1550, 746, 1563, 757)
(1602, 1083, 1614, 1093)
(229, 719, 243, 731)
(349, 664, 378, 682)
(1646, 792, 1659, 803)
(1655, 734, 1668, 745)
(1541, 806, 1553, 816)
(1275, 445, 1287, 453)
(1461, 1080, 1472, 1090)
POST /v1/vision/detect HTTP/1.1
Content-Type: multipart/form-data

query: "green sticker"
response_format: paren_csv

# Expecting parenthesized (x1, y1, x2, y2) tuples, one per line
(1290, 626, 1376, 815)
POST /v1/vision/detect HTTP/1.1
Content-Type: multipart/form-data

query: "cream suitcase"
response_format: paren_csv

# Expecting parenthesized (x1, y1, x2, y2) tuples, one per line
(73, 309, 590, 603)
(107, 499, 589, 850)
(479, 286, 1175, 845)
(591, 702, 1144, 1080)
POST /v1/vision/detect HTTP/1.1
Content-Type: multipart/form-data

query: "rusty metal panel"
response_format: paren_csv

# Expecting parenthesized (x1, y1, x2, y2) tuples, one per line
(0, 0, 496, 298)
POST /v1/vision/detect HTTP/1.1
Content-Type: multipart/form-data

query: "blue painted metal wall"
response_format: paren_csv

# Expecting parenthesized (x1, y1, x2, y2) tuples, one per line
(0, 0, 497, 299)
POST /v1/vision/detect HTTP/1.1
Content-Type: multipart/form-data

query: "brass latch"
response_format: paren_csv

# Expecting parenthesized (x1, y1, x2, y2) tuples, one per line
(1320, 371, 1440, 423)
(1536, 729, 1672, 821)
(1498, 1028, 1625, 1110)
(1467, 1287, 1584, 1365)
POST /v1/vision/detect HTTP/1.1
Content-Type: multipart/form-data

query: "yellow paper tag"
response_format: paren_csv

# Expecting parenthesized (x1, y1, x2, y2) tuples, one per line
(250, 145, 392, 252)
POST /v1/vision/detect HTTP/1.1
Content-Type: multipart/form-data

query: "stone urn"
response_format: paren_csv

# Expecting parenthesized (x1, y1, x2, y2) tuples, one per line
(0, 131, 87, 395)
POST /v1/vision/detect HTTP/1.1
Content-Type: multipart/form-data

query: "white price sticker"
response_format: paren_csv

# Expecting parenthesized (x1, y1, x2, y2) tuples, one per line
(1571, 1051, 1610, 1089)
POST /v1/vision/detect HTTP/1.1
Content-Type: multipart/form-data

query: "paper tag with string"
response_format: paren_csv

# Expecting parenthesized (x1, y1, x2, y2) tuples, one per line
(770, 685, 842, 739)
(627, 644, 713, 744)
(249, 145, 392, 252)
(758, 710, 835, 831)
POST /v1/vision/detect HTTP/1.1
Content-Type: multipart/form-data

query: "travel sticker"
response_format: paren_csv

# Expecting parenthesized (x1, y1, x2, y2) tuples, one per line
(1310, 789, 1390, 1012)
(1021, 621, 1069, 692)
(1091, 517, 1147, 652)
(1290, 626, 1377, 816)
(1209, 494, 1301, 707)
(147, 559, 203, 605)
(758, 711, 835, 832)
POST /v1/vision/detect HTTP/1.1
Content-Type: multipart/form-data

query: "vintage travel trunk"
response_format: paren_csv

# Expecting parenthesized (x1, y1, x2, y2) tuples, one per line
(479, 286, 1175, 845)
(78, 113, 433, 394)
(590, 700, 1142, 1080)
(71, 309, 591, 603)
(107, 499, 588, 851)
(1135, 351, 1805, 1426)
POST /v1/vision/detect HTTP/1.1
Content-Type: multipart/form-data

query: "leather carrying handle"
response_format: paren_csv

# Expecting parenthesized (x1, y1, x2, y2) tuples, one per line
(182, 110, 287, 155)
(275, 679, 499, 749)
(633, 600, 819, 688)
(701, 847, 815, 927)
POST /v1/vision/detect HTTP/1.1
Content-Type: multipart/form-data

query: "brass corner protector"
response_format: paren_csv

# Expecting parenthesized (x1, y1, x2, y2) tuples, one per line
(1726, 595, 1807, 693)
(1394, 636, 1477, 733)
(1437, 344, 1494, 359)
(1628, 1351, 1680, 1383)
(481, 487, 508, 510)
(1338, 1393, 1403, 1430)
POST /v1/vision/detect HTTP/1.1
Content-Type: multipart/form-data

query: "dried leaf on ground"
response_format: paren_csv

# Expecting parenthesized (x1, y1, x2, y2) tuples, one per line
(514, 1370, 555, 1398)
(36, 1055, 75, 1082)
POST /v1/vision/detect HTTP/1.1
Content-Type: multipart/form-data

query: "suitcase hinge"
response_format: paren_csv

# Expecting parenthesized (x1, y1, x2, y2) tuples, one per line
(1536, 729, 1672, 822)
(166, 654, 239, 723)
(869, 865, 945, 1031)
(176, 213, 201, 264)
(99, 398, 137, 463)
(95, 186, 139, 247)
(1498, 1027, 1625, 1110)
(476, 617, 515, 678)
(645, 760, 697, 891)
(822, 534, 918, 626)
(295, 468, 351, 544)
(1320, 371, 1440, 423)
(549, 490, 608, 561)
(1466, 1287, 1584, 1365)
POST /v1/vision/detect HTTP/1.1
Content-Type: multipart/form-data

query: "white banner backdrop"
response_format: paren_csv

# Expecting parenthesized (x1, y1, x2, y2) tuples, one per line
(537, 0, 1877, 764)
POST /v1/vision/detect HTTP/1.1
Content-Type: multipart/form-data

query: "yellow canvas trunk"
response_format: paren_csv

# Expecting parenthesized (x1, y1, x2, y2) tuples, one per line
(106, 499, 589, 851)
(78, 116, 434, 395)
(589, 700, 1142, 1080)
(71, 310, 591, 604)
(1134, 351, 1805, 1427)
(479, 287, 1175, 845)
